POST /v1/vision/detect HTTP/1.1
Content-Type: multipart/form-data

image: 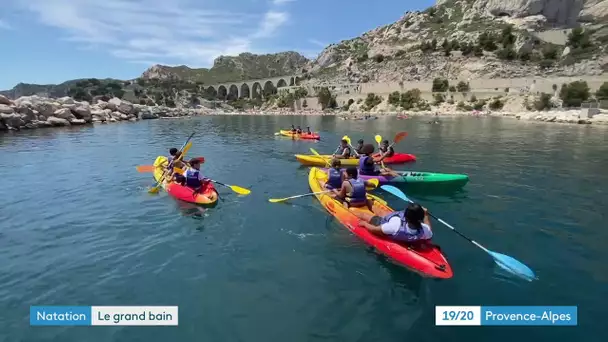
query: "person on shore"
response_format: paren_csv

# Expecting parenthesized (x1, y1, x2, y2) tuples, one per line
(184, 158, 211, 194)
(352, 202, 433, 242)
(332, 167, 374, 210)
(296, 126, 303, 134)
(306, 126, 312, 134)
(355, 139, 365, 156)
(291, 125, 297, 133)
(359, 144, 399, 177)
(378, 140, 395, 158)
(333, 139, 352, 159)
(324, 159, 343, 190)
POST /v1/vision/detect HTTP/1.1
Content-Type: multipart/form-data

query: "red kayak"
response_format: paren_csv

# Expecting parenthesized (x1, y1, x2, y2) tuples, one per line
(373, 153, 416, 164)
(279, 130, 320, 140)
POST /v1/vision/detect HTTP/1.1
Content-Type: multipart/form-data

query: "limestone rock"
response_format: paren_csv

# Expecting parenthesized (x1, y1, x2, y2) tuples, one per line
(579, 0, 608, 22)
(54, 108, 75, 120)
(47, 116, 70, 126)
(71, 103, 92, 121)
(35, 102, 60, 118)
(15, 104, 37, 121)
(0, 94, 13, 105)
(1, 113, 25, 128)
(70, 118, 87, 125)
(0, 104, 15, 114)
(57, 96, 75, 105)
(473, 0, 584, 26)
(108, 97, 134, 114)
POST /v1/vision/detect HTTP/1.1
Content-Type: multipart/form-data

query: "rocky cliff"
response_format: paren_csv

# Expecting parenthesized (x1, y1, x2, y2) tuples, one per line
(140, 51, 309, 83)
(304, 0, 608, 85)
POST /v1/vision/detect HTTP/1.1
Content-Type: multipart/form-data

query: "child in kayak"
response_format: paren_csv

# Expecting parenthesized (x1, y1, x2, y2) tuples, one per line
(359, 144, 399, 177)
(290, 125, 297, 133)
(378, 140, 395, 158)
(333, 139, 352, 159)
(354, 139, 365, 156)
(296, 126, 303, 134)
(332, 167, 374, 210)
(183, 158, 211, 194)
(353, 202, 433, 242)
(306, 126, 312, 134)
(324, 159, 343, 190)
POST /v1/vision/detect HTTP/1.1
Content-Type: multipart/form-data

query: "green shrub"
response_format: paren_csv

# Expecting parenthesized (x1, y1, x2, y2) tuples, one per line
(567, 28, 592, 49)
(473, 99, 486, 111)
(542, 45, 558, 60)
(316, 87, 333, 109)
(388, 91, 401, 106)
(469, 95, 477, 103)
(449, 85, 456, 92)
(559, 81, 590, 107)
(374, 54, 385, 63)
(364, 93, 383, 110)
(432, 78, 449, 92)
(433, 93, 445, 105)
(456, 81, 470, 92)
(534, 93, 552, 111)
(400, 89, 422, 110)
(596, 82, 608, 100)
(489, 98, 504, 110)
(497, 47, 516, 60)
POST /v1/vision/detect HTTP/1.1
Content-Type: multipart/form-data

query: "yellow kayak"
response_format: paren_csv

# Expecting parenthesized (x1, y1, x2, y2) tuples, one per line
(152, 156, 219, 206)
(279, 130, 320, 140)
(295, 153, 417, 166)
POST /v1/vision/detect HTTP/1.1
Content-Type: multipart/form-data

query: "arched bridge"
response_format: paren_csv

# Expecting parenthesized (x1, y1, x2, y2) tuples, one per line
(203, 75, 304, 101)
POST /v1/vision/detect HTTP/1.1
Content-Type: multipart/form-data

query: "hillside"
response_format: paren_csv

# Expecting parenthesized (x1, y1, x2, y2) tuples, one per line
(304, 0, 608, 84)
(140, 52, 309, 82)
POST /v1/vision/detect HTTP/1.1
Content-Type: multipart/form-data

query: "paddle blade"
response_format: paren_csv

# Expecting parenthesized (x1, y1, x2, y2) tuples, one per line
(181, 142, 193, 157)
(375, 135, 382, 144)
(230, 185, 251, 195)
(148, 185, 161, 194)
(310, 148, 321, 156)
(368, 178, 379, 188)
(490, 251, 536, 281)
(344, 136, 351, 145)
(136, 165, 155, 173)
(394, 132, 408, 144)
(380, 185, 412, 203)
(268, 198, 287, 203)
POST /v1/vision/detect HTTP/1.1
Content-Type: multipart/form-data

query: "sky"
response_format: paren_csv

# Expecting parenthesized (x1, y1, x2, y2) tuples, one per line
(0, 0, 435, 89)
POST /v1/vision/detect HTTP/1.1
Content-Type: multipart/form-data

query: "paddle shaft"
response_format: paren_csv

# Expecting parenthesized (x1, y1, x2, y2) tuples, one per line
(153, 133, 194, 188)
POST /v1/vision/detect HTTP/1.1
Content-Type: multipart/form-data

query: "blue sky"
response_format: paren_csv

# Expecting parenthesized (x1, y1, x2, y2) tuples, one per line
(0, 0, 435, 89)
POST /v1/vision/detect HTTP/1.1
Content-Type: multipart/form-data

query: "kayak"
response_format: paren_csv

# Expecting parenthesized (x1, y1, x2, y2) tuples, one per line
(153, 156, 219, 206)
(279, 130, 320, 140)
(295, 153, 416, 166)
(320, 168, 469, 189)
(309, 167, 453, 278)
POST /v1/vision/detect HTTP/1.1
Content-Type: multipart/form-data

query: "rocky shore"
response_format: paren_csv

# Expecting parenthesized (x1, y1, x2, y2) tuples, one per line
(2, 94, 608, 132)
(0, 94, 221, 131)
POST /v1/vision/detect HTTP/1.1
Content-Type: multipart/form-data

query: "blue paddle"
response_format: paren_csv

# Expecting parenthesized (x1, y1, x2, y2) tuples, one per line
(380, 185, 536, 282)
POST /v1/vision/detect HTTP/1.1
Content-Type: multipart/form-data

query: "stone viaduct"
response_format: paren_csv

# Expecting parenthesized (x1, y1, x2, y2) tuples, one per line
(204, 75, 305, 100)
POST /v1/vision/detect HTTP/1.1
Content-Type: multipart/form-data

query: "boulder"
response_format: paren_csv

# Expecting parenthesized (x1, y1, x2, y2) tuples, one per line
(108, 97, 135, 115)
(71, 103, 92, 121)
(110, 111, 123, 120)
(34, 102, 60, 117)
(1, 113, 26, 128)
(47, 116, 70, 126)
(70, 118, 87, 125)
(140, 111, 159, 119)
(57, 96, 75, 105)
(0, 94, 13, 105)
(54, 108, 75, 120)
(0, 104, 15, 114)
(15, 105, 37, 122)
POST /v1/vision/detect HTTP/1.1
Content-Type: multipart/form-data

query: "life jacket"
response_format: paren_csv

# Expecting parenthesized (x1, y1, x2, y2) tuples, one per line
(296, 129, 302, 134)
(326, 168, 342, 189)
(346, 178, 366, 205)
(184, 168, 203, 189)
(358, 155, 377, 175)
(380, 211, 432, 242)
(337, 146, 351, 157)
(380, 146, 395, 157)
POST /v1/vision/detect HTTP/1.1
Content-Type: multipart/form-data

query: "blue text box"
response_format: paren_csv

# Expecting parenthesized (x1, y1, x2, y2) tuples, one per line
(481, 306, 577, 326)
(30, 306, 92, 326)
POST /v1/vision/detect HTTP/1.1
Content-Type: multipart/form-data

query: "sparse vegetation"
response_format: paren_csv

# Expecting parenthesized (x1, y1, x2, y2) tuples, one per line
(534, 93, 552, 111)
(489, 98, 504, 110)
(364, 93, 383, 110)
(596, 82, 608, 100)
(457, 101, 473, 111)
(374, 54, 385, 63)
(432, 78, 449, 92)
(473, 99, 486, 111)
(316, 87, 337, 109)
(559, 81, 590, 107)
(433, 93, 445, 105)
(456, 81, 470, 93)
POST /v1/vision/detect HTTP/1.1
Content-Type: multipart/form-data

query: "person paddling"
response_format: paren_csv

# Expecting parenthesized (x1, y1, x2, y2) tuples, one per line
(359, 144, 399, 177)
(324, 158, 343, 190)
(378, 140, 395, 158)
(296, 126, 303, 134)
(332, 139, 352, 159)
(352, 202, 433, 243)
(332, 167, 374, 210)
(183, 158, 211, 194)
(306, 126, 312, 135)
(355, 139, 365, 155)
(291, 125, 297, 133)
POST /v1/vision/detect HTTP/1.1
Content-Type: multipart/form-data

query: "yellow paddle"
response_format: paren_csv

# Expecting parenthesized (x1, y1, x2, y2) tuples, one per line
(149, 135, 194, 194)
(374, 135, 387, 169)
(343, 135, 360, 157)
(210, 180, 251, 195)
(310, 148, 332, 167)
(268, 178, 379, 203)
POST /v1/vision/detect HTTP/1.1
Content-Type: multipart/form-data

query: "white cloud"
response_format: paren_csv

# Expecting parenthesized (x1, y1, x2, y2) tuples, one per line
(12, 0, 291, 67)
(272, 0, 295, 4)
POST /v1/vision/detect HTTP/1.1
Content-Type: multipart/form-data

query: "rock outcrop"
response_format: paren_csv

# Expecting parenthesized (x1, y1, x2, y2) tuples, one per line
(0, 95, 225, 132)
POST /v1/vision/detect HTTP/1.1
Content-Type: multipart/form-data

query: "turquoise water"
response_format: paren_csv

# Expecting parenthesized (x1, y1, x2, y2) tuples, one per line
(1, 116, 607, 341)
